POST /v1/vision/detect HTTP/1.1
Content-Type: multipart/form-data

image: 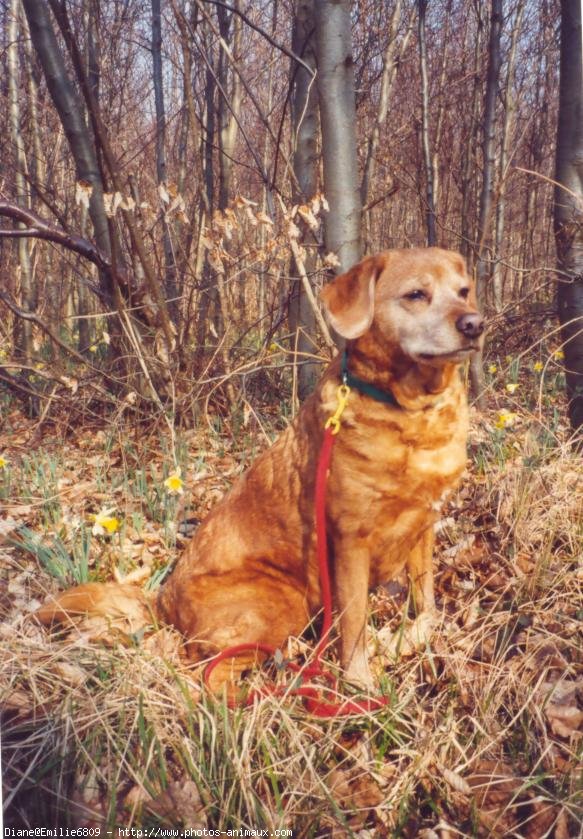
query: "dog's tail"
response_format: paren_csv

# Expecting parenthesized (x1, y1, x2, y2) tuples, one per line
(35, 582, 156, 641)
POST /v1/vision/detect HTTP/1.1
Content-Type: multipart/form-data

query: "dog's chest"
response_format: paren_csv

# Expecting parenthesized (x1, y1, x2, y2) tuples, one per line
(327, 393, 468, 541)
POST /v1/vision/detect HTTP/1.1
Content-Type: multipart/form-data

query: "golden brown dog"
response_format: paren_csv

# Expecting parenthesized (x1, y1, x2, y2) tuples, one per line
(37, 247, 484, 690)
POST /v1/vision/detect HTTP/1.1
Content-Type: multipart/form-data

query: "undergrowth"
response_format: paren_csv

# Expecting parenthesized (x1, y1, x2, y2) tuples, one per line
(0, 348, 581, 837)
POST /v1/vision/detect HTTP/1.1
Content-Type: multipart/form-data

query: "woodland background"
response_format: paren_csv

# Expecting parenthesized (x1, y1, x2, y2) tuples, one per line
(0, 0, 582, 836)
(0, 0, 574, 418)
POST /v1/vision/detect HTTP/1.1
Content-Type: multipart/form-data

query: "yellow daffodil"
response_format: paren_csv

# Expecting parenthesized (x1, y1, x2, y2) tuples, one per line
(268, 342, 278, 354)
(553, 349, 565, 360)
(0, 455, 8, 469)
(505, 383, 519, 394)
(488, 363, 497, 374)
(89, 344, 98, 353)
(164, 472, 184, 495)
(495, 410, 519, 430)
(91, 508, 121, 536)
(533, 361, 543, 373)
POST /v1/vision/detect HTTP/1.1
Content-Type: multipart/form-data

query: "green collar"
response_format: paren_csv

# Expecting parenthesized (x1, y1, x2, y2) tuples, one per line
(341, 351, 401, 409)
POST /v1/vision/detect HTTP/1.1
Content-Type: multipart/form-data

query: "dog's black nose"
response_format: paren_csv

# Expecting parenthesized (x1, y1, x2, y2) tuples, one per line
(456, 312, 484, 339)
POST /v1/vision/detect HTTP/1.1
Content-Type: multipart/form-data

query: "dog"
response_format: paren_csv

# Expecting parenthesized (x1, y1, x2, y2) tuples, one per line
(37, 247, 484, 690)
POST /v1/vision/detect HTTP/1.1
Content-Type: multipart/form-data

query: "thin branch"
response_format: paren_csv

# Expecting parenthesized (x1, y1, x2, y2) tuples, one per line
(0, 200, 116, 297)
(201, 0, 315, 75)
(0, 289, 115, 394)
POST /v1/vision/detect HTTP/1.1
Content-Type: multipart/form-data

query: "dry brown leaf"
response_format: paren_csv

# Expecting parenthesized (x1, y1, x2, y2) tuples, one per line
(323, 251, 341, 268)
(145, 778, 205, 829)
(327, 765, 384, 820)
(440, 766, 472, 796)
(75, 180, 93, 209)
(545, 703, 583, 739)
(536, 679, 583, 739)
(522, 799, 557, 839)
(554, 808, 571, 839)
(0, 516, 19, 541)
(297, 203, 319, 230)
(53, 661, 87, 686)
(466, 760, 520, 837)
(70, 769, 107, 829)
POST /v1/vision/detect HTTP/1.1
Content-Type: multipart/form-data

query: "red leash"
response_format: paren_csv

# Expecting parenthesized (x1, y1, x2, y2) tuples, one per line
(204, 396, 389, 716)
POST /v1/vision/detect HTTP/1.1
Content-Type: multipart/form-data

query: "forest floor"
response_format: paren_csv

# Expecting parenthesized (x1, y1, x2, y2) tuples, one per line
(1, 348, 581, 837)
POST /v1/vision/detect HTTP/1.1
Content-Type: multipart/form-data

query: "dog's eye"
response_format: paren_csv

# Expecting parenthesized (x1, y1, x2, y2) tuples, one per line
(459, 287, 470, 299)
(404, 290, 427, 301)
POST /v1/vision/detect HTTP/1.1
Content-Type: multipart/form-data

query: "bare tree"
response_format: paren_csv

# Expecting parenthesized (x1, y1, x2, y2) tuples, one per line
(459, 5, 483, 263)
(152, 0, 178, 319)
(417, 0, 437, 245)
(470, 0, 503, 406)
(492, 0, 524, 310)
(555, 0, 583, 437)
(314, 0, 361, 273)
(361, 0, 409, 209)
(289, 0, 320, 398)
(475, 0, 503, 301)
(20, 0, 112, 276)
(8, 0, 33, 360)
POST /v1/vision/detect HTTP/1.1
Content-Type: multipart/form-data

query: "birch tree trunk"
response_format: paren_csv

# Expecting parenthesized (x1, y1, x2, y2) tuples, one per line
(289, 0, 319, 398)
(417, 0, 437, 245)
(554, 0, 583, 437)
(314, 0, 361, 274)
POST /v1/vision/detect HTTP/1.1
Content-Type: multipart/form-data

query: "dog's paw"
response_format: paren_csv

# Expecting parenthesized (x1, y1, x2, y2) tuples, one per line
(375, 610, 436, 661)
(343, 656, 376, 692)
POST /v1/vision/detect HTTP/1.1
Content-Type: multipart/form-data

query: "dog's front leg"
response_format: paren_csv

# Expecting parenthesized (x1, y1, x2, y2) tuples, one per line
(335, 545, 374, 689)
(407, 528, 436, 614)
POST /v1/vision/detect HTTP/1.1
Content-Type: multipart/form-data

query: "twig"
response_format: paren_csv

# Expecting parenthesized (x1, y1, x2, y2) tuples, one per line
(0, 200, 115, 295)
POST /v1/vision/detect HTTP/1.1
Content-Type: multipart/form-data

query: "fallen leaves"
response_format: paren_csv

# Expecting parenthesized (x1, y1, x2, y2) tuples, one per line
(124, 778, 207, 830)
(535, 678, 583, 740)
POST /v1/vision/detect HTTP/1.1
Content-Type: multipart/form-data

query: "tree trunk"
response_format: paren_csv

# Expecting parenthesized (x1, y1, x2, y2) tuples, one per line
(152, 0, 178, 321)
(217, 1, 242, 211)
(21, 0, 112, 274)
(314, 0, 361, 274)
(431, 0, 452, 214)
(289, 0, 319, 399)
(460, 7, 483, 264)
(554, 0, 583, 437)
(475, 0, 503, 303)
(470, 0, 502, 408)
(8, 0, 34, 362)
(417, 0, 437, 246)
(361, 0, 405, 208)
(492, 0, 524, 311)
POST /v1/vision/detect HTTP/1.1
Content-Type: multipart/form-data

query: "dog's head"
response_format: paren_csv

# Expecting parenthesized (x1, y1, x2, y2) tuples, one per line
(320, 248, 484, 366)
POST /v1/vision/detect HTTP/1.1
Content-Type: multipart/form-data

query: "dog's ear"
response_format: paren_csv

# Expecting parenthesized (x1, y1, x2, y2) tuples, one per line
(320, 255, 385, 339)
